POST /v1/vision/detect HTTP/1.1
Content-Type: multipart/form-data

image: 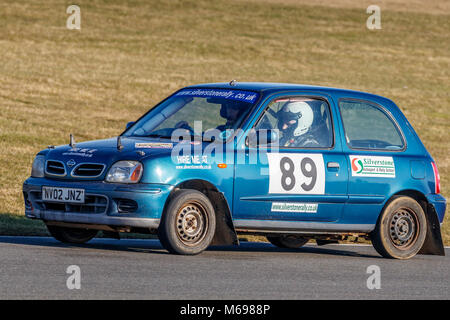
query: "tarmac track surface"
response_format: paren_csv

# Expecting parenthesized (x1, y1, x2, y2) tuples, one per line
(0, 236, 448, 300)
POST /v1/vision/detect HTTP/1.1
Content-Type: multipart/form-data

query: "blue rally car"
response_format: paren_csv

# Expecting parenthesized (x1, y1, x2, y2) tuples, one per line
(23, 82, 446, 259)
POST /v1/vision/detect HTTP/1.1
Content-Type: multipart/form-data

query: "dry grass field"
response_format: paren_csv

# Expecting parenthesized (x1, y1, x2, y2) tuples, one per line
(0, 0, 448, 243)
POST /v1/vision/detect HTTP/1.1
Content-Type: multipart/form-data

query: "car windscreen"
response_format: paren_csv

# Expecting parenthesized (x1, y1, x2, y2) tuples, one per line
(123, 88, 259, 140)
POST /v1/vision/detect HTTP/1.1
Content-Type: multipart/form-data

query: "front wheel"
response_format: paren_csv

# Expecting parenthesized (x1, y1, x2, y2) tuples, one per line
(46, 225, 98, 244)
(370, 196, 427, 259)
(267, 235, 309, 249)
(158, 189, 216, 255)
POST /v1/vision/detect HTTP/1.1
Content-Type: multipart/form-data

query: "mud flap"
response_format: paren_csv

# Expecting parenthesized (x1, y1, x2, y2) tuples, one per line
(418, 203, 445, 256)
(209, 191, 239, 247)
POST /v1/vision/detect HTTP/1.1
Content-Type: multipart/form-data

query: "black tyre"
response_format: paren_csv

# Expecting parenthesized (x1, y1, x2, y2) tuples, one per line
(267, 235, 309, 249)
(158, 189, 216, 255)
(370, 196, 427, 259)
(46, 225, 98, 244)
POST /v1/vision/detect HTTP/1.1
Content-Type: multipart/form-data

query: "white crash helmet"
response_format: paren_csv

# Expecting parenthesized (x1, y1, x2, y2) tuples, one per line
(285, 101, 314, 137)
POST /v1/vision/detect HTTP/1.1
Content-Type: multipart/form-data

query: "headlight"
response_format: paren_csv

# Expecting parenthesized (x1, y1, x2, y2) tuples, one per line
(106, 161, 143, 183)
(31, 155, 45, 178)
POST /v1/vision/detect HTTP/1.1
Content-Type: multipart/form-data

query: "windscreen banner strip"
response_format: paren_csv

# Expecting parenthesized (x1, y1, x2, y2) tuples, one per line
(174, 89, 259, 103)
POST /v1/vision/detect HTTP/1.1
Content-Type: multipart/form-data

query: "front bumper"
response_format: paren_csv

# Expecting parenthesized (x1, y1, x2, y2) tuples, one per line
(23, 177, 173, 229)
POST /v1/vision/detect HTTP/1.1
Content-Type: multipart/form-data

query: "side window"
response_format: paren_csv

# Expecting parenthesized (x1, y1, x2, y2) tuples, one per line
(254, 97, 333, 148)
(339, 99, 404, 150)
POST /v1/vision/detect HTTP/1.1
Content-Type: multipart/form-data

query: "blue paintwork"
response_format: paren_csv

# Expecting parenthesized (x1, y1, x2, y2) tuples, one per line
(23, 82, 446, 232)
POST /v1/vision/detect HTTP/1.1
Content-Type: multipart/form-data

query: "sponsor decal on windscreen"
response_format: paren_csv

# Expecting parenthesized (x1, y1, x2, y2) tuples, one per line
(174, 88, 259, 103)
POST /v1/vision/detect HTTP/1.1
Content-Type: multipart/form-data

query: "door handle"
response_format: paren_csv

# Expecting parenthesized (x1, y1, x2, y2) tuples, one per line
(327, 162, 340, 169)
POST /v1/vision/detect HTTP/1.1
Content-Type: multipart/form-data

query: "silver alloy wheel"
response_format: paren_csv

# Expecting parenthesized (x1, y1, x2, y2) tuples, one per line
(389, 208, 418, 249)
(175, 202, 208, 246)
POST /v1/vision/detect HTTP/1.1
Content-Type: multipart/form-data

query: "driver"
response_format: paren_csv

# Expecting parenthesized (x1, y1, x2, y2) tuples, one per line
(277, 101, 318, 147)
(216, 101, 245, 131)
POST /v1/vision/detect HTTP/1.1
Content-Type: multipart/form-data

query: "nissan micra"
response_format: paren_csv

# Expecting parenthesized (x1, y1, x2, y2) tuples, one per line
(23, 82, 446, 259)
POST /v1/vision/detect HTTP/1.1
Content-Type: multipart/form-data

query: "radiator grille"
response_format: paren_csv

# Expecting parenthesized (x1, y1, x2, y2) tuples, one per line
(72, 163, 105, 177)
(45, 160, 66, 176)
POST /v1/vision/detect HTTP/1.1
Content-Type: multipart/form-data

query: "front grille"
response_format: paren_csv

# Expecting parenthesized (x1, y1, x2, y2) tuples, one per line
(30, 191, 108, 214)
(72, 163, 105, 177)
(46, 160, 66, 176)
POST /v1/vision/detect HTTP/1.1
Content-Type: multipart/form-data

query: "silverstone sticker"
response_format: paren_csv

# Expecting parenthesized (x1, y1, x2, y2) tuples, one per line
(174, 89, 259, 103)
(350, 155, 395, 178)
(271, 202, 318, 213)
(135, 142, 173, 149)
(267, 153, 325, 194)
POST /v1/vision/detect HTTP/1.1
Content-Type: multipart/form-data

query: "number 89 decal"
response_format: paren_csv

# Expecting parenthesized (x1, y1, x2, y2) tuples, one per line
(268, 153, 325, 194)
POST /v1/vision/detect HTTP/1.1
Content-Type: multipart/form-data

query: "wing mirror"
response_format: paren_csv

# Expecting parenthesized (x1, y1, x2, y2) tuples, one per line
(125, 121, 135, 130)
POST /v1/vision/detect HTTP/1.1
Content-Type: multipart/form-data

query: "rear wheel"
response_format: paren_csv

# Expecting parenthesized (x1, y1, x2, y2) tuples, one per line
(158, 189, 216, 255)
(267, 235, 309, 249)
(46, 225, 98, 244)
(370, 196, 427, 259)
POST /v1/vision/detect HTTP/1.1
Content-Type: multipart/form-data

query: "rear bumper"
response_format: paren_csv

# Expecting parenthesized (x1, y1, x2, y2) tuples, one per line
(426, 193, 447, 224)
(23, 177, 172, 229)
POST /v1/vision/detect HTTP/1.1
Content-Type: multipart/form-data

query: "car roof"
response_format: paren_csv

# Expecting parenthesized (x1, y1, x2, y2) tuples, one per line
(184, 82, 394, 105)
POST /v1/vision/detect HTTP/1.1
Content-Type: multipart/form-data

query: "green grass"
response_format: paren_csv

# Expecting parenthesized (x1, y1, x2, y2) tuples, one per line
(0, 0, 448, 243)
(0, 213, 49, 236)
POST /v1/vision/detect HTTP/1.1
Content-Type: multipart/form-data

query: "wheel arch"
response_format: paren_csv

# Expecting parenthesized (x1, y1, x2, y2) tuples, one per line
(383, 189, 445, 256)
(163, 179, 239, 247)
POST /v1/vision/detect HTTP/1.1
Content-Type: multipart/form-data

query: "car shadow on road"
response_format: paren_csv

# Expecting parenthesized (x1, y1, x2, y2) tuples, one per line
(0, 236, 169, 255)
(0, 236, 382, 259)
(208, 242, 382, 259)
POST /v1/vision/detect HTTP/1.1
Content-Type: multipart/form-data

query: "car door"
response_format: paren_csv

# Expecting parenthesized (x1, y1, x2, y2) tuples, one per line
(232, 93, 348, 226)
(337, 97, 408, 226)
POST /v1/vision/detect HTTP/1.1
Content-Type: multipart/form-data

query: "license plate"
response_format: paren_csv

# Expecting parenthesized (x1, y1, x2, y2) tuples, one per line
(42, 186, 85, 204)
